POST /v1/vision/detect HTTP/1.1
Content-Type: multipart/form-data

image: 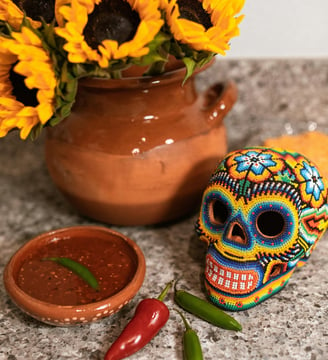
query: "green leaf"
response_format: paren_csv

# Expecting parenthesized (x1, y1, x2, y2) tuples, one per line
(28, 123, 43, 141)
(239, 179, 251, 196)
(132, 32, 171, 70)
(41, 20, 57, 49)
(182, 57, 196, 83)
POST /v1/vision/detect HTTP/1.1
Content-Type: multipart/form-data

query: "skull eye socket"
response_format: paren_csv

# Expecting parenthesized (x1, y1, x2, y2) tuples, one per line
(257, 210, 285, 237)
(208, 199, 229, 226)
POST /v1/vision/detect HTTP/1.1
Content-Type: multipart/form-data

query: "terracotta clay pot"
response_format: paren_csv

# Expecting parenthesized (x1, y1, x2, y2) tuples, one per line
(45, 67, 237, 225)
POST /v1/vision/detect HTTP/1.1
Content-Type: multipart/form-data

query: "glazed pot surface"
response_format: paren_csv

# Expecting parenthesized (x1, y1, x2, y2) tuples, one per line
(45, 68, 237, 225)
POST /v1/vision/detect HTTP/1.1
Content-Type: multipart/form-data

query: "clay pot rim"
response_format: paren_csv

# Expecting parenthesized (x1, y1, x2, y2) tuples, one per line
(79, 59, 214, 89)
(79, 66, 186, 89)
(3, 225, 146, 325)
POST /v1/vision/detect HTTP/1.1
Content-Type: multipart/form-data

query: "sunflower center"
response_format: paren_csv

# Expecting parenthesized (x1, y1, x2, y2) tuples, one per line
(10, 65, 38, 107)
(177, 0, 212, 30)
(13, 0, 55, 23)
(83, 0, 141, 50)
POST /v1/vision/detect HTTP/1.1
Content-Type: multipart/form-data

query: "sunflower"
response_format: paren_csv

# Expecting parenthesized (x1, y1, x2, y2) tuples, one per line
(0, 0, 58, 30)
(55, 0, 164, 68)
(0, 0, 39, 30)
(161, 0, 245, 54)
(0, 26, 57, 139)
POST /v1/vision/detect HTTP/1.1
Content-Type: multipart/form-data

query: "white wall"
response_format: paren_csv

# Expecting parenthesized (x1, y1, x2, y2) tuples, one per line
(228, 0, 328, 58)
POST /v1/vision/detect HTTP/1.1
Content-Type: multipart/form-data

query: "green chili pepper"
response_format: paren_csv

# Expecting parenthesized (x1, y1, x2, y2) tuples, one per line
(175, 309, 203, 360)
(174, 283, 242, 331)
(43, 257, 99, 290)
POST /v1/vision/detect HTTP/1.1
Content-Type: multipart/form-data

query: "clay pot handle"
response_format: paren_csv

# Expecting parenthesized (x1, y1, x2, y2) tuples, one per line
(201, 81, 238, 127)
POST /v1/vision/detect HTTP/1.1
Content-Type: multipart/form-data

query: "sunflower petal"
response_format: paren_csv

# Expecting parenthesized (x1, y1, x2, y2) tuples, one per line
(0, 26, 58, 139)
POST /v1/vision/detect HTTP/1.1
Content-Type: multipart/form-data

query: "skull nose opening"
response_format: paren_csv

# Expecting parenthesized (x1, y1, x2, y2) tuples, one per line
(226, 222, 248, 246)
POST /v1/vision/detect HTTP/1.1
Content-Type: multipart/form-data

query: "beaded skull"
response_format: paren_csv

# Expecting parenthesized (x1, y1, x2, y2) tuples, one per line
(196, 147, 328, 311)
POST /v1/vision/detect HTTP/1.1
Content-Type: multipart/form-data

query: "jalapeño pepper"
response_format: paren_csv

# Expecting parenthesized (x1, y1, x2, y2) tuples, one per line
(43, 257, 99, 290)
(174, 283, 242, 331)
(175, 309, 203, 360)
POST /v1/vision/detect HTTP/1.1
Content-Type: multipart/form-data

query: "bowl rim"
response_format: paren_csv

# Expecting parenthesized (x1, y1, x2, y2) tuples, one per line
(3, 225, 146, 323)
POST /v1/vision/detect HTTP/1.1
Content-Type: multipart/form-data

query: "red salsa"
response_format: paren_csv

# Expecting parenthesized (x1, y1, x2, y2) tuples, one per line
(17, 234, 138, 306)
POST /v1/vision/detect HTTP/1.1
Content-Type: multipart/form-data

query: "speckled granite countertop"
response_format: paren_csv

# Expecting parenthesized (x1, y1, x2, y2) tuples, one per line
(1, 59, 328, 360)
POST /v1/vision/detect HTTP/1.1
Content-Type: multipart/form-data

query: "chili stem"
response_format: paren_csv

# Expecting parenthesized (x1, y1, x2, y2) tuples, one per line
(157, 280, 174, 301)
(175, 309, 191, 331)
(175, 309, 204, 360)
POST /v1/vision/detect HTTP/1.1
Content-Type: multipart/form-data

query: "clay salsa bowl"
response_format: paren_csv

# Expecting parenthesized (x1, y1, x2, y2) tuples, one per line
(3, 226, 146, 326)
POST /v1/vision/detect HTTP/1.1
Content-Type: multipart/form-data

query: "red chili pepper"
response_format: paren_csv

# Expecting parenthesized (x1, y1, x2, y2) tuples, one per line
(104, 281, 173, 360)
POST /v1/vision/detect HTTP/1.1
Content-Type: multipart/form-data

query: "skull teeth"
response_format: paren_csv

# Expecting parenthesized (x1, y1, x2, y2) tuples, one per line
(205, 255, 259, 294)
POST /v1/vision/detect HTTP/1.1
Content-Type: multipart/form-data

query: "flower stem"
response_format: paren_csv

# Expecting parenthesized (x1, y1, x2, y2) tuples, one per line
(145, 60, 167, 76)
(110, 70, 122, 79)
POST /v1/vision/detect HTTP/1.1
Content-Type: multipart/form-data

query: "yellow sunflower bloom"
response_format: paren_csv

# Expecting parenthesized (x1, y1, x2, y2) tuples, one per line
(0, 27, 56, 139)
(161, 0, 245, 54)
(0, 0, 59, 30)
(56, 0, 163, 68)
(0, 0, 71, 28)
